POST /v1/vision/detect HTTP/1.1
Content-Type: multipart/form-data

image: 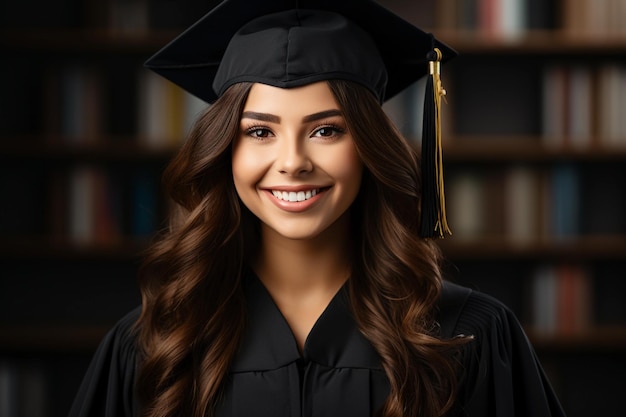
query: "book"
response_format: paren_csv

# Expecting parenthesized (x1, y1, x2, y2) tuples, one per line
(542, 65, 593, 149)
(567, 66, 593, 149)
(67, 167, 123, 245)
(562, 0, 626, 35)
(505, 165, 539, 244)
(531, 264, 558, 334)
(542, 65, 567, 148)
(549, 164, 580, 239)
(447, 170, 486, 239)
(598, 65, 626, 148)
(131, 170, 158, 236)
(530, 264, 592, 335)
(0, 360, 48, 417)
(56, 65, 103, 145)
(0, 360, 17, 417)
(92, 169, 123, 245)
(68, 166, 96, 244)
(499, 0, 526, 39)
(138, 70, 208, 148)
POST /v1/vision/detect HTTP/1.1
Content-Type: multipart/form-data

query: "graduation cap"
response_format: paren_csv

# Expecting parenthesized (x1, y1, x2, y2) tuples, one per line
(145, 0, 454, 238)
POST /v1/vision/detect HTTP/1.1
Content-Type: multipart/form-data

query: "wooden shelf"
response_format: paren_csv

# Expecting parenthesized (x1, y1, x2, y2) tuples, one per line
(2, 323, 624, 353)
(441, 137, 626, 162)
(0, 139, 177, 162)
(0, 29, 178, 53)
(5, 236, 623, 262)
(0, 237, 152, 261)
(0, 324, 113, 353)
(3, 29, 626, 56)
(438, 30, 626, 55)
(437, 235, 626, 260)
(527, 326, 626, 352)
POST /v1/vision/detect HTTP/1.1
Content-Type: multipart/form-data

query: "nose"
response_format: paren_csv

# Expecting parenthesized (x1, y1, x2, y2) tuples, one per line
(276, 137, 313, 176)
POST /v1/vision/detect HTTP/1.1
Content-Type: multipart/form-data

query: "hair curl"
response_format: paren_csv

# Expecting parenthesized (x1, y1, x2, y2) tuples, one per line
(135, 80, 465, 417)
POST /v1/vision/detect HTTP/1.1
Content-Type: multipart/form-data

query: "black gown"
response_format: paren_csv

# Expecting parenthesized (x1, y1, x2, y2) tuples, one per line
(69, 275, 566, 417)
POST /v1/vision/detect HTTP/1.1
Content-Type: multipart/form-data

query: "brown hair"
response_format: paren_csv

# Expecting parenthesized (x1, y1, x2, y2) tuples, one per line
(135, 80, 464, 417)
(329, 81, 465, 416)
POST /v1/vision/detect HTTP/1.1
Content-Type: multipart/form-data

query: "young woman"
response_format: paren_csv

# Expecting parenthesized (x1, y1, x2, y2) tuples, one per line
(70, 1, 566, 416)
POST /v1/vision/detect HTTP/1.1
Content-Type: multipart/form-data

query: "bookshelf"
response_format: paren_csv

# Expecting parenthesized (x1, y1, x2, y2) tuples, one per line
(0, 0, 625, 416)
(0, 1, 216, 415)
(382, 1, 626, 416)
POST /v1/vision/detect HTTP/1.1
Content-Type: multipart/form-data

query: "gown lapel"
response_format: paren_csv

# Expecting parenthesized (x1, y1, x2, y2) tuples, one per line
(218, 272, 390, 417)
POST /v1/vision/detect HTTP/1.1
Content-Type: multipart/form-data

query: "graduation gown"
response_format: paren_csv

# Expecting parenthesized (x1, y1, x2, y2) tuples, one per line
(69, 276, 566, 417)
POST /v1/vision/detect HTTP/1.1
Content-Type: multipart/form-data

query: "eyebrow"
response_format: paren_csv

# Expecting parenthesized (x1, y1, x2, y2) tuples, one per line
(302, 109, 343, 123)
(241, 111, 280, 123)
(240, 109, 343, 124)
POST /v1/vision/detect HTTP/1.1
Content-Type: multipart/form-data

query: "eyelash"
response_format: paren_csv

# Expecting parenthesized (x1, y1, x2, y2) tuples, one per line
(242, 123, 346, 140)
(311, 124, 345, 138)
(244, 125, 273, 139)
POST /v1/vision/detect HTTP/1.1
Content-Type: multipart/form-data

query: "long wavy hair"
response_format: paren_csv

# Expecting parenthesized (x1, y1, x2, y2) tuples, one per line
(135, 80, 466, 417)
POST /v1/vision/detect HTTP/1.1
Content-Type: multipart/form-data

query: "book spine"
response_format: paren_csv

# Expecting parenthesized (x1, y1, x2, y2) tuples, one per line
(505, 165, 539, 244)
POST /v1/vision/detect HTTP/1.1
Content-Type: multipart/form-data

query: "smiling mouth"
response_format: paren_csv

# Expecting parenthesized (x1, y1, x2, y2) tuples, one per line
(271, 188, 326, 202)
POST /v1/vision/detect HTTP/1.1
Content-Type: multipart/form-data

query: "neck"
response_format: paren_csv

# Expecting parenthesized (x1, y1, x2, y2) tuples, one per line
(253, 214, 352, 297)
(252, 213, 353, 351)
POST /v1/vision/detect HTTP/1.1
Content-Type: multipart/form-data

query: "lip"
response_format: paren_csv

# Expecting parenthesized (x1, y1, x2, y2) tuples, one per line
(261, 185, 330, 213)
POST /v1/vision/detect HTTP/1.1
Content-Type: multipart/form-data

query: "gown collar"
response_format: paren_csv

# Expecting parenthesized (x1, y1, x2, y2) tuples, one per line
(230, 271, 384, 372)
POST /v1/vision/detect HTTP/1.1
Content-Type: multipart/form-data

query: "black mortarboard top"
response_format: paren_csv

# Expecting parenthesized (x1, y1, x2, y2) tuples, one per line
(144, 0, 456, 103)
(145, 0, 454, 238)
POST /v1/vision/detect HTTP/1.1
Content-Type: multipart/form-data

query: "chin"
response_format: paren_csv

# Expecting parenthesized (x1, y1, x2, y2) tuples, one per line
(269, 226, 325, 241)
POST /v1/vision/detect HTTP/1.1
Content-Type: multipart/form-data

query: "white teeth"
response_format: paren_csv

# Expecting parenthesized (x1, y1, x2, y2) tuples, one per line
(272, 188, 321, 202)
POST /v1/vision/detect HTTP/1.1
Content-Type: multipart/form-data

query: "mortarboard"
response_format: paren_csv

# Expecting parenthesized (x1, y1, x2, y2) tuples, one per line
(145, 0, 454, 238)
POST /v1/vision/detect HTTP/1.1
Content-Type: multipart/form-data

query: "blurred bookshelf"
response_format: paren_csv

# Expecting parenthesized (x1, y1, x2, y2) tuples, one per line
(0, 1, 215, 415)
(383, 1, 626, 416)
(0, 0, 625, 416)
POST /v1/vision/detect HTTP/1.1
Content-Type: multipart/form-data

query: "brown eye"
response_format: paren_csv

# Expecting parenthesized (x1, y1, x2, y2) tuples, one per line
(316, 127, 334, 136)
(248, 128, 272, 138)
(312, 125, 344, 138)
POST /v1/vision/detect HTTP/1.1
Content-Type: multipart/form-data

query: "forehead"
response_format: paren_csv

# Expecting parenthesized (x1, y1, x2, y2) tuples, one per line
(242, 81, 341, 116)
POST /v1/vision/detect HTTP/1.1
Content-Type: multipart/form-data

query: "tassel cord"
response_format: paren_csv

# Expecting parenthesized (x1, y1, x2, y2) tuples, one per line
(420, 47, 451, 238)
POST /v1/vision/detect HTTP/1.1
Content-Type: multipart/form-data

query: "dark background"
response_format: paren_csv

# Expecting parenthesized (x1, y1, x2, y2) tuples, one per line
(1, 0, 625, 416)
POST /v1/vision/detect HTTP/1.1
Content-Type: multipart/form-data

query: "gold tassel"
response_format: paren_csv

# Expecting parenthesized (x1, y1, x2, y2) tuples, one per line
(420, 47, 451, 238)
(431, 48, 451, 237)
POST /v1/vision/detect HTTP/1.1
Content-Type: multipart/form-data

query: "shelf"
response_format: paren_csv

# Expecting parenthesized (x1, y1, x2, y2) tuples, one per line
(4, 29, 626, 56)
(2, 323, 624, 353)
(0, 29, 178, 54)
(437, 235, 626, 260)
(527, 326, 626, 352)
(0, 139, 177, 162)
(438, 30, 626, 55)
(0, 237, 152, 261)
(0, 324, 113, 353)
(441, 137, 626, 163)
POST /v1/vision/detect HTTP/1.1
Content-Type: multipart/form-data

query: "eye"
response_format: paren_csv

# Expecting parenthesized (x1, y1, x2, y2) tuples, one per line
(246, 127, 273, 138)
(312, 125, 345, 138)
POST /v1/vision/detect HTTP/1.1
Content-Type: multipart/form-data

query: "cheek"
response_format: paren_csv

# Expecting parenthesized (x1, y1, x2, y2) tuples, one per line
(326, 144, 363, 187)
(232, 143, 264, 188)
